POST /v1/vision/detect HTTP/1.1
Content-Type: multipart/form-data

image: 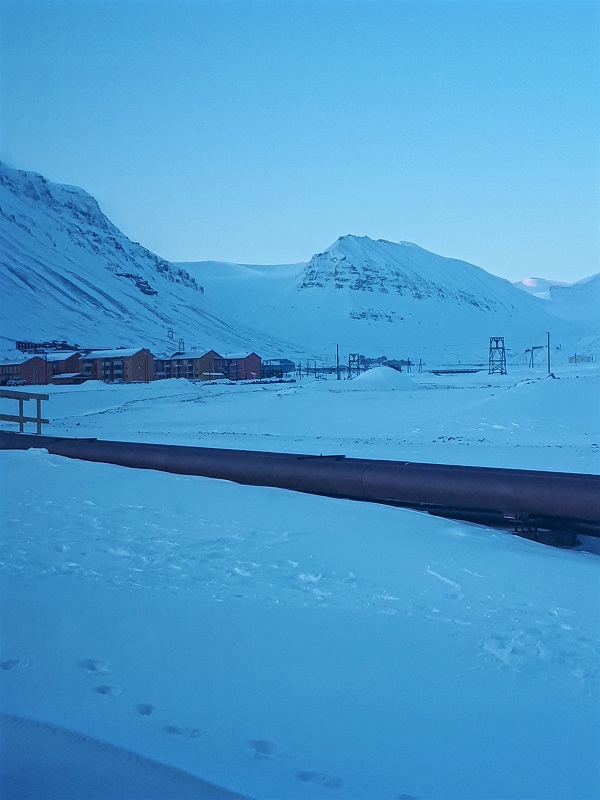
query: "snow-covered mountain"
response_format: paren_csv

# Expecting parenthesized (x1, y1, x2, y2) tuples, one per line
(0, 162, 299, 357)
(2, 161, 594, 366)
(180, 236, 586, 363)
(546, 273, 600, 328)
(513, 277, 571, 299)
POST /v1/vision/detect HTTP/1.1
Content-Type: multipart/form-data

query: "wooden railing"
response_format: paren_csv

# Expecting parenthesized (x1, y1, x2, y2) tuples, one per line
(0, 389, 49, 435)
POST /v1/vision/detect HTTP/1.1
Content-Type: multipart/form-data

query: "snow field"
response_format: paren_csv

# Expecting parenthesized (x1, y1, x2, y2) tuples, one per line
(1, 366, 599, 799)
(9, 367, 598, 474)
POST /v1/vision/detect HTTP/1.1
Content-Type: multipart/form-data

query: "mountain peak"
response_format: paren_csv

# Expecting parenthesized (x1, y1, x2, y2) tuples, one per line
(0, 162, 298, 355)
(0, 161, 109, 231)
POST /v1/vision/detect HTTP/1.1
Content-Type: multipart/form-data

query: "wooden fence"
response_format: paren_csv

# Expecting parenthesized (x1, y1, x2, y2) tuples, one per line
(0, 389, 49, 435)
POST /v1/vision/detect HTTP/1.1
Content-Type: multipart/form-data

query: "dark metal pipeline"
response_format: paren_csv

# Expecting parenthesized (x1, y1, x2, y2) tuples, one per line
(1, 430, 599, 540)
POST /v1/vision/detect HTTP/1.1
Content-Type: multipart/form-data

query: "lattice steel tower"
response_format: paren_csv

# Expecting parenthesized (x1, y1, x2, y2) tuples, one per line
(488, 337, 507, 375)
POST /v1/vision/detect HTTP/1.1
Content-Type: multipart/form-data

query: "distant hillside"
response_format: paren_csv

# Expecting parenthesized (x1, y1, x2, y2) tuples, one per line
(2, 161, 593, 368)
(513, 277, 571, 299)
(180, 236, 584, 363)
(546, 273, 600, 329)
(0, 162, 299, 357)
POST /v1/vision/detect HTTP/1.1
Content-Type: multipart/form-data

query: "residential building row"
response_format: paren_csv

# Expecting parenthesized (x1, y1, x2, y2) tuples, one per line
(0, 347, 295, 386)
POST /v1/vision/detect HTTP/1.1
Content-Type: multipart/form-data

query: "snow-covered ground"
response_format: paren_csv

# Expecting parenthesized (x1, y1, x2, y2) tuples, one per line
(1, 365, 599, 799)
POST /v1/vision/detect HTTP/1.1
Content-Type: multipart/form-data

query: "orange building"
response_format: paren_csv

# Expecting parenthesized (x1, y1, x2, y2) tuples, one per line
(214, 353, 261, 381)
(154, 350, 223, 381)
(0, 355, 52, 385)
(81, 348, 155, 383)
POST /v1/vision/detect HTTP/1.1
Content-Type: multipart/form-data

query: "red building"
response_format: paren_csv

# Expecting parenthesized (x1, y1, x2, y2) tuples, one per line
(0, 358, 25, 385)
(0, 355, 52, 385)
(154, 350, 222, 381)
(214, 353, 261, 381)
(46, 352, 83, 379)
(81, 348, 155, 383)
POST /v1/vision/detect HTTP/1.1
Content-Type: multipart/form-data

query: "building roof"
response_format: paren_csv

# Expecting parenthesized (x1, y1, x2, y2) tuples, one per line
(44, 351, 81, 362)
(0, 359, 23, 367)
(0, 355, 40, 366)
(164, 350, 218, 361)
(218, 352, 258, 360)
(83, 348, 149, 359)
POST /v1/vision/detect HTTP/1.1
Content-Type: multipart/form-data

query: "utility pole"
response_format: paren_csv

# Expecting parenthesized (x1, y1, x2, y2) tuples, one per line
(526, 345, 544, 368)
(547, 331, 551, 375)
(336, 344, 340, 380)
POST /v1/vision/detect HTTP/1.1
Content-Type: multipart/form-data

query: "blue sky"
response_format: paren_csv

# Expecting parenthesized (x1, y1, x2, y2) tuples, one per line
(1, 0, 599, 281)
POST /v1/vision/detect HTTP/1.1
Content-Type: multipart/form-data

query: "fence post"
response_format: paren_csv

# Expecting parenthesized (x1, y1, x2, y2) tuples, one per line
(18, 397, 24, 432)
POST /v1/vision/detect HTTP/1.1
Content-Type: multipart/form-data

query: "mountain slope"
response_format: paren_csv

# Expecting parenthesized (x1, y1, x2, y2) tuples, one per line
(180, 236, 586, 362)
(546, 273, 600, 328)
(0, 162, 300, 357)
(513, 277, 571, 299)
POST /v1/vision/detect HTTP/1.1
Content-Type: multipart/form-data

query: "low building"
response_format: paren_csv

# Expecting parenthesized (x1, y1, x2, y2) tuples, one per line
(155, 350, 222, 381)
(0, 355, 53, 385)
(214, 353, 261, 381)
(0, 358, 25, 386)
(51, 372, 90, 386)
(81, 348, 155, 383)
(45, 351, 83, 376)
(261, 358, 296, 378)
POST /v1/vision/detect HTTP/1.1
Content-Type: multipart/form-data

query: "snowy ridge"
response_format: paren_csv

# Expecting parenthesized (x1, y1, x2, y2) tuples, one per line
(0, 162, 300, 357)
(513, 276, 571, 299)
(300, 236, 516, 311)
(1, 161, 596, 365)
(182, 236, 589, 362)
(546, 273, 600, 328)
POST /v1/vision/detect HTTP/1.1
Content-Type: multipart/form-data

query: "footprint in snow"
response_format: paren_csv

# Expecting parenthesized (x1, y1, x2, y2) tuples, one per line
(93, 685, 125, 697)
(78, 658, 108, 674)
(164, 725, 206, 738)
(248, 739, 277, 759)
(296, 771, 343, 790)
(135, 703, 157, 716)
(0, 659, 32, 670)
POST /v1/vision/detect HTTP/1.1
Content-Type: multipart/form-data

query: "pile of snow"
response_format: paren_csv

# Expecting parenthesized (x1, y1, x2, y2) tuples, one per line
(0, 714, 245, 800)
(461, 375, 600, 436)
(337, 365, 419, 391)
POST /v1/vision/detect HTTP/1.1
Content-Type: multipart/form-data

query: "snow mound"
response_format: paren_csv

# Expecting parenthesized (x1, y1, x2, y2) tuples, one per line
(0, 714, 248, 800)
(345, 366, 419, 391)
(459, 374, 600, 436)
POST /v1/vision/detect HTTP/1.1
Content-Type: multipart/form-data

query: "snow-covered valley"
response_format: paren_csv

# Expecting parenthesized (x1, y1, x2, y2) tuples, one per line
(1, 365, 599, 799)
(3, 161, 596, 368)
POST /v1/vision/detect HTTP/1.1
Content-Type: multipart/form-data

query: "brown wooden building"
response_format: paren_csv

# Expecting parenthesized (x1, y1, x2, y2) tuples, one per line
(0, 355, 53, 385)
(214, 353, 261, 381)
(81, 348, 155, 383)
(154, 350, 223, 381)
